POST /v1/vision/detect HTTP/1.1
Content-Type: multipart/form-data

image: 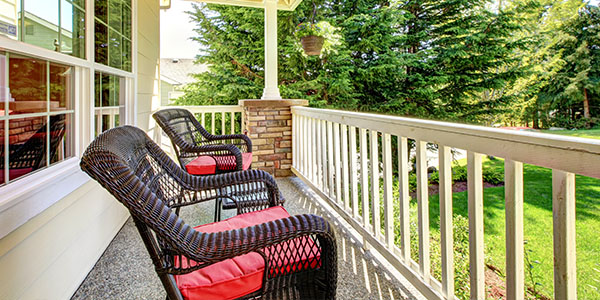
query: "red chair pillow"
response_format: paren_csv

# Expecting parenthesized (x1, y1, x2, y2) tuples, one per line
(186, 152, 252, 175)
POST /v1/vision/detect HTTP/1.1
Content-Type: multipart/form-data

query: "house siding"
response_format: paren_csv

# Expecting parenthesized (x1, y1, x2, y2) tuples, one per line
(0, 0, 160, 298)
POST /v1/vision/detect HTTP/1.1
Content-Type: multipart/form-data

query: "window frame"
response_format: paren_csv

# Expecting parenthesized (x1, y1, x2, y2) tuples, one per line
(0, 0, 138, 239)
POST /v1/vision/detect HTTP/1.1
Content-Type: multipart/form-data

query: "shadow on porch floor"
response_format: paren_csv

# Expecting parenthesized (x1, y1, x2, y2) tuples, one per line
(71, 177, 424, 300)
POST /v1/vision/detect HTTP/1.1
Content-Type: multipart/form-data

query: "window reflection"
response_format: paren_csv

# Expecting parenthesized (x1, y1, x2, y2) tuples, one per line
(95, 21, 109, 65)
(0, 52, 73, 185)
(94, 0, 131, 71)
(94, 72, 124, 136)
(50, 113, 71, 164)
(50, 62, 73, 111)
(8, 54, 47, 114)
(60, 0, 86, 58)
(22, 0, 59, 52)
(12, 0, 86, 59)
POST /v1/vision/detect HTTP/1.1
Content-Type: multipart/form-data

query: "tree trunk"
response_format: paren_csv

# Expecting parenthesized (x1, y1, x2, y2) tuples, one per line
(532, 100, 539, 129)
(583, 88, 590, 119)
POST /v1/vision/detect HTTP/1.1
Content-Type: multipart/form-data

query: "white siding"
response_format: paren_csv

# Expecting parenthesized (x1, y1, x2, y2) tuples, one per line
(0, 0, 160, 298)
(136, 0, 161, 134)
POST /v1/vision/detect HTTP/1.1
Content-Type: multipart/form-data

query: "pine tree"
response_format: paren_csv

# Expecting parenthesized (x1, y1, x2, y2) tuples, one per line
(537, 4, 600, 128)
(178, 0, 530, 124)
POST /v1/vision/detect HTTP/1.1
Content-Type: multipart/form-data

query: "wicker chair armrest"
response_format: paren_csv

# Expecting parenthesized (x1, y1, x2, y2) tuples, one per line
(171, 169, 284, 209)
(204, 134, 253, 153)
(187, 214, 335, 264)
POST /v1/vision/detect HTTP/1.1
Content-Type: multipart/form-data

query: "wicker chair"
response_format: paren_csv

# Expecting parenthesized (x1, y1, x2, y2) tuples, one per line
(80, 126, 337, 300)
(153, 108, 253, 220)
(153, 108, 252, 174)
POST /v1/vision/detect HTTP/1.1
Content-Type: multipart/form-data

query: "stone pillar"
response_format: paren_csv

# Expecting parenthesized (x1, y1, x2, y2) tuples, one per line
(239, 99, 308, 177)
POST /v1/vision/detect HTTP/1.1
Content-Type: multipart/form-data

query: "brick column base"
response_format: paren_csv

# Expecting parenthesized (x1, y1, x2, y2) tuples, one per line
(239, 99, 308, 177)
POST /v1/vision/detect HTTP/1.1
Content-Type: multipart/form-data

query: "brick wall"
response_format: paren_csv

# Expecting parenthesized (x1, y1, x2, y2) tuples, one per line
(239, 99, 307, 177)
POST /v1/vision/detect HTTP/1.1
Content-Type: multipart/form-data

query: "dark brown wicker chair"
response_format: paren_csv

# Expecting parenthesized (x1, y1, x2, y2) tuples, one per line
(80, 126, 337, 300)
(153, 108, 252, 173)
(153, 108, 253, 221)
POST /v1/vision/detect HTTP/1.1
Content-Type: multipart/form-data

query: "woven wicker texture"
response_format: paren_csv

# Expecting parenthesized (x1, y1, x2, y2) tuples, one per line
(153, 108, 252, 173)
(80, 126, 337, 300)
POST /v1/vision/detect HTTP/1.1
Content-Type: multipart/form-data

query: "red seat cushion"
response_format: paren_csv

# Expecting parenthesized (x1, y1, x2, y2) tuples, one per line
(186, 152, 252, 175)
(175, 206, 320, 300)
(185, 156, 216, 175)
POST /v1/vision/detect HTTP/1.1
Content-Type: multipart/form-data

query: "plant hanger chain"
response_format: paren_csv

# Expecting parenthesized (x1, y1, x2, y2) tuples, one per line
(311, 0, 317, 24)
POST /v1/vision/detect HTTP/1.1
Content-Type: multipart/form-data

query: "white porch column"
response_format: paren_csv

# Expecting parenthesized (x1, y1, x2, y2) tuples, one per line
(262, 0, 282, 99)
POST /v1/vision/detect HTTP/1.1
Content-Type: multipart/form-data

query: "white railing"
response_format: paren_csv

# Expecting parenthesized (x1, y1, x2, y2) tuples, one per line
(154, 105, 245, 155)
(291, 106, 600, 300)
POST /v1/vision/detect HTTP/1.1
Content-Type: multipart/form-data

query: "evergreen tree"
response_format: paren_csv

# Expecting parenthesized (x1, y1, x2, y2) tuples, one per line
(537, 4, 600, 127)
(178, 0, 529, 123)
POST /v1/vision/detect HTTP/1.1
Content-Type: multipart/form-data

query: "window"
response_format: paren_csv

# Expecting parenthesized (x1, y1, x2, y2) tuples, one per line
(94, 0, 132, 71)
(0, 52, 74, 186)
(94, 72, 125, 136)
(3, 0, 88, 59)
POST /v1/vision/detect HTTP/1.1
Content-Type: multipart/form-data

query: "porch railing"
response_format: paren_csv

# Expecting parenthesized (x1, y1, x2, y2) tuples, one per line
(291, 106, 600, 300)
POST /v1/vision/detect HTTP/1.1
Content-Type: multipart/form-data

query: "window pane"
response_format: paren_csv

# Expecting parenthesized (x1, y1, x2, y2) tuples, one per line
(0, 121, 5, 185)
(50, 62, 73, 111)
(49, 113, 70, 164)
(122, 4, 131, 38)
(0, 53, 8, 117)
(94, 0, 108, 24)
(94, 0, 131, 72)
(22, 0, 60, 52)
(122, 39, 131, 72)
(60, 1, 86, 59)
(8, 54, 47, 115)
(94, 73, 101, 107)
(94, 73, 124, 136)
(94, 21, 108, 65)
(108, 0, 122, 32)
(70, 0, 85, 10)
(8, 116, 47, 181)
(108, 29, 121, 69)
(109, 74, 120, 106)
(101, 74, 110, 107)
(102, 114, 109, 132)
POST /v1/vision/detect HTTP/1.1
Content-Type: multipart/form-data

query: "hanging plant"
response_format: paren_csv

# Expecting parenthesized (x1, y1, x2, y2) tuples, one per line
(295, 22, 326, 55)
(294, 0, 339, 56)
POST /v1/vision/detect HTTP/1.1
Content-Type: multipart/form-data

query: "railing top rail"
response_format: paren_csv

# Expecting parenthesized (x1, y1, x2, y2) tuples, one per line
(292, 106, 600, 178)
(158, 105, 243, 113)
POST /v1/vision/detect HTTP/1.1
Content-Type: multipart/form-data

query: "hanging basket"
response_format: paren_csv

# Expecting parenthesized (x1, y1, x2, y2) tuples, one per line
(301, 35, 325, 56)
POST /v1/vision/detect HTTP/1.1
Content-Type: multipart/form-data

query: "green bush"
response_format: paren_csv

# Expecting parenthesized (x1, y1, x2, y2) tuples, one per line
(409, 165, 503, 190)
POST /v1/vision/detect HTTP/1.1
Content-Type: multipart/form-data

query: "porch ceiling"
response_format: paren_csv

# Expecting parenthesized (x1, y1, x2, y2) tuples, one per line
(185, 0, 303, 11)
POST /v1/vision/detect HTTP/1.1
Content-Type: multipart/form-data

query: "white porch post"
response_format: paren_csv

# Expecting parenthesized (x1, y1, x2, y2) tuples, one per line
(262, 0, 282, 99)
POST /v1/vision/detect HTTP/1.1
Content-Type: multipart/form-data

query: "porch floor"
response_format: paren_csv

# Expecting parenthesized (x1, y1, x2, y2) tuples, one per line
(71, 177, 424, 300)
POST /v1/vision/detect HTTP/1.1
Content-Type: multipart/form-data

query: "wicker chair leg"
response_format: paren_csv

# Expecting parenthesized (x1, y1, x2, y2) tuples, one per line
(214, 198, 222, 222)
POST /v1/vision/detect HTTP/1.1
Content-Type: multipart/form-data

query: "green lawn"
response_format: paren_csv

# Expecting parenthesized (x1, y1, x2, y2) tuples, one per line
(541, 128, 600, 140)
(423, 158, 600, 298)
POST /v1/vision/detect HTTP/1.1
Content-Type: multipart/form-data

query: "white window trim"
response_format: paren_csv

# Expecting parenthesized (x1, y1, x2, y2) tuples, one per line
(0, 0, 138, 239)
(0, 158, 87, 238)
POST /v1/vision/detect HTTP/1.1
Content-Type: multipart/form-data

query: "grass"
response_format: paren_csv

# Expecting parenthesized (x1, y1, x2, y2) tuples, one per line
(423, 157, 600, 298)
(541, 128, 600, 140)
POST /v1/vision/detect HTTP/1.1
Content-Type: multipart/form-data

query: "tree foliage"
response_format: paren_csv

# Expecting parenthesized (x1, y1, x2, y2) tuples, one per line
(537, 4, 600, 128)
(177, 0, 531, 123)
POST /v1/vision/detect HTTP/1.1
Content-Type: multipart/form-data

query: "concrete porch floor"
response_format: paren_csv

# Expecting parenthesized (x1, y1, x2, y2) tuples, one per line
(71, 177, 424, 300)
